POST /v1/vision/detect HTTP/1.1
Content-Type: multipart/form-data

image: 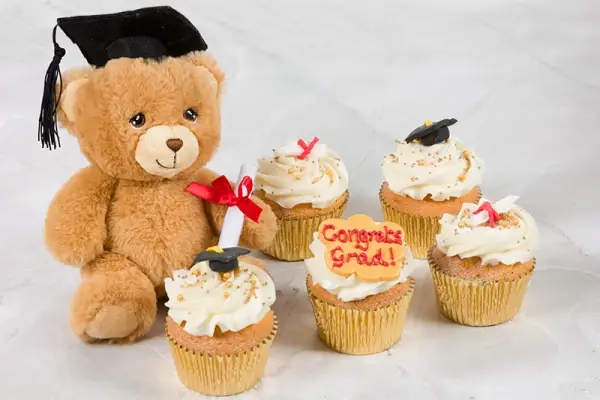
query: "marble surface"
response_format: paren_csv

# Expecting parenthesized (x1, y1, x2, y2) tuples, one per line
(1, 0, 599, 398)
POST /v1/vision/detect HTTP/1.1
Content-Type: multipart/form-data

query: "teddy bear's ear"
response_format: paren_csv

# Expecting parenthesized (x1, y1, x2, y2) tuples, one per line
(182, 51, 225, 97)
(56, 67, 92, 126)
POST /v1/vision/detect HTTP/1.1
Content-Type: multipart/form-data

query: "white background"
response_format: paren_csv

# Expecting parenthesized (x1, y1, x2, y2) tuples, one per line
(1, 0, 599, 399)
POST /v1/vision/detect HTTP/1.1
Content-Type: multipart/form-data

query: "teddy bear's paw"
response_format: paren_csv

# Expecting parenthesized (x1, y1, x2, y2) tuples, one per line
(84, 305, 139, 341)
(70, 253, 158, 344)
(71, 282, 157, 344)
(237, 197, 278, 250)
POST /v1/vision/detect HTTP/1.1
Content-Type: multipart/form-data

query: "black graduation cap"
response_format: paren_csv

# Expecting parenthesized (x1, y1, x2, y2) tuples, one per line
(193, 247, 252, 274)
(38, 6, 208, 150)
(405, 118, 458, 146)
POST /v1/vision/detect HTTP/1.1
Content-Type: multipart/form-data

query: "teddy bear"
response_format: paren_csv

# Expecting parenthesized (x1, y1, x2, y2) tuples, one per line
(39, 6, 277, 343)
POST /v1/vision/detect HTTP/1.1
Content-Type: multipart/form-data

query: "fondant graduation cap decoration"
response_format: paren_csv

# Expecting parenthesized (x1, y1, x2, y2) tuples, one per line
(38, 6, 208, 150)
(405, 118, 458, 146)
(193, 247, 251, 274)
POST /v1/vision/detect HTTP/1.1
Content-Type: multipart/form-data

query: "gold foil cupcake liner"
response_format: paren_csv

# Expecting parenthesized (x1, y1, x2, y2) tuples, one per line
(379, 185, 481, 260)
(166, 316, 278, 396)
(306, 276, 415, 355)
(427, 247, 535, 326)
(262, 192, 349, 261)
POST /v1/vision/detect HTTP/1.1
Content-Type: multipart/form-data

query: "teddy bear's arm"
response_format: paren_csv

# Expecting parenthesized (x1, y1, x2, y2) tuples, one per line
(44, 165, 116, 266)
(209, 194, 277, 250)
(192, 168, 277, 250)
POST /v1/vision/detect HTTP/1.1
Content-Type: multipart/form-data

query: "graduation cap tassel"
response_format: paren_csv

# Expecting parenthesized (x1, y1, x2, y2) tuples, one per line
(38, 25, 66, 150)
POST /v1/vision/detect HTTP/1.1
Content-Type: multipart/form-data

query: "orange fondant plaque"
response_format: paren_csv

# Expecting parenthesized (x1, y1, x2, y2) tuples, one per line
(317, 214, 405, 282)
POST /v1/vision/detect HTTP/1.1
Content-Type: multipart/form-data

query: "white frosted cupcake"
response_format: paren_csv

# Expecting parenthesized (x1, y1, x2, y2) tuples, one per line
(428, 195, 540, 326)
(304, 214, 416, 355)
(256, 137, 349, 261)
(380, 118, 484, 259)
(165, 247, 277, 396)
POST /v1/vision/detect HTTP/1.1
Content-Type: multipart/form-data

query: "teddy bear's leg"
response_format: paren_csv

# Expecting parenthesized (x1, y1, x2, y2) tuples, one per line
(69, 252, 157, 343)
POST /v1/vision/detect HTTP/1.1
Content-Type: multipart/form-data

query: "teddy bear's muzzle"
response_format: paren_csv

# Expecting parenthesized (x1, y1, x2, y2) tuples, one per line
(135, 125, 200, 178)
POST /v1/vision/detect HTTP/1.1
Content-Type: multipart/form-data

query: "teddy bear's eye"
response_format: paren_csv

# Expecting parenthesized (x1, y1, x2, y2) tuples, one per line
(184, 108, 198, 122)
(129, 113, 146, 128)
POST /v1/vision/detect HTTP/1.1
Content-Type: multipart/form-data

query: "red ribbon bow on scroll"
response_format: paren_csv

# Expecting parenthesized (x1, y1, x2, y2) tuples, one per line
(473, 201, 500, 228)
(185, 175, 263, 223)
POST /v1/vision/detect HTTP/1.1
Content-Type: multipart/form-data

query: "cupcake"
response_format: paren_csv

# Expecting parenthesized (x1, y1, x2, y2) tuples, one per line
(256, 137, 349, 261)
(380, 118, 484, 259)
(165, 247, 277, 396)
(428, 195, 539, 326)
(304, 214, 415, 355)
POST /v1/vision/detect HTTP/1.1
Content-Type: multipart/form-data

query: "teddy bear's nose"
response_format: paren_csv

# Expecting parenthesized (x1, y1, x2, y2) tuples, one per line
(166, 138, 184, 152)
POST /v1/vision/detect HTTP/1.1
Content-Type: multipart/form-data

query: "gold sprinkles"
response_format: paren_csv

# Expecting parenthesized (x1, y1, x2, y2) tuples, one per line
(457, 151, 472, 182)
(177, 294, 184, 302)
(496, 212, 520, 228)
(325, 169, 334, 183)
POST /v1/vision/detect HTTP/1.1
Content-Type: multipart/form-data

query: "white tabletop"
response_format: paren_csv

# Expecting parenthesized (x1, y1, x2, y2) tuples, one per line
(1, 0, 599, 399)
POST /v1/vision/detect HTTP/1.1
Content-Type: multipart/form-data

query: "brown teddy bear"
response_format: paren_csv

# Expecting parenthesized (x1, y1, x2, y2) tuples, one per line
(39, 6, 277, 343)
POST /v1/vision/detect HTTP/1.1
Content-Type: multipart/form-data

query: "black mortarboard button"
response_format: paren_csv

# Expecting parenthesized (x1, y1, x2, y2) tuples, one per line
(38, 6, 208, 150)
(193, 247, 251, 274)
(405, 118, 458, 147)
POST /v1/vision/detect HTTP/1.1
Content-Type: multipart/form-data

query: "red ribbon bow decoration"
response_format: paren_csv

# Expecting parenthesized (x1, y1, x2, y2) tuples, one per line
(185, 175, 263, 223)
(473, 201, 500, 228)
(297, 137, 320, 160)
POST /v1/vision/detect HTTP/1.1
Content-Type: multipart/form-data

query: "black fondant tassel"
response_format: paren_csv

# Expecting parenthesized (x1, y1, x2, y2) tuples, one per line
(38, 25, 66, 150)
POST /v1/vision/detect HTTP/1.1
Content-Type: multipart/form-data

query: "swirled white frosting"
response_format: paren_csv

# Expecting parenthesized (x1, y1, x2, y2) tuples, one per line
(305, 232, 415, 302)
(436, 195, 539, 266)
(256, 140, 349, 208)
(382, 137, 484, 201)
(164, 260, 276, 336)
